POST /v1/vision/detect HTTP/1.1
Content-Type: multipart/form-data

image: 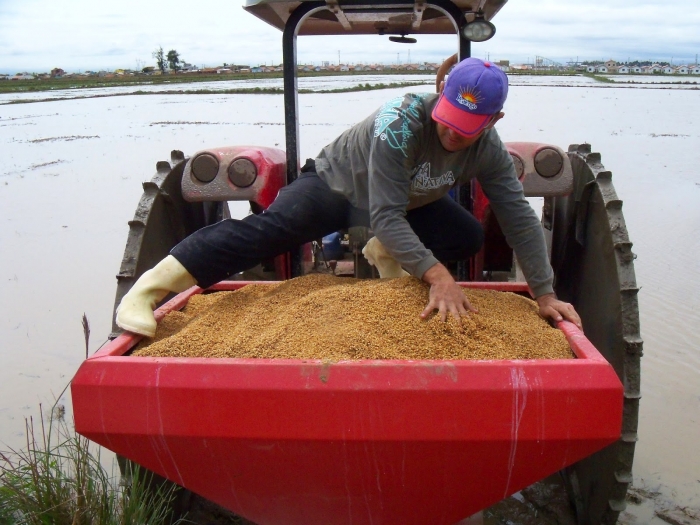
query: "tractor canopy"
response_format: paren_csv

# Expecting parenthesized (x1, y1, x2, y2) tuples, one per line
(244, 0, 507, 35)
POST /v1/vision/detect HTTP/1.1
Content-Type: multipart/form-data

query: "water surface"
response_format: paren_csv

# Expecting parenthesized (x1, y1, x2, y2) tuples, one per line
(1, 76, 698, 514)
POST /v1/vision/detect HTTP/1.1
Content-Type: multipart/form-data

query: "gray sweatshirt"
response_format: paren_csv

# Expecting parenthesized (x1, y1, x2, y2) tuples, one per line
(314, 93, 554, 297)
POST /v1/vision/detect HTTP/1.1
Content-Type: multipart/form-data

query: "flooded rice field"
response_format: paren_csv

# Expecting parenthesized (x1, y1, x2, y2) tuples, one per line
(0, 74, 437, 103)
(1, 75, 699, 518)
(3, 73, 695, 106)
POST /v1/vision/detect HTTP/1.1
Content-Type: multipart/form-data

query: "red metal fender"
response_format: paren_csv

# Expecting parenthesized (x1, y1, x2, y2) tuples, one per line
(180, 146, 287, 210)
(73, 282, 622, 525)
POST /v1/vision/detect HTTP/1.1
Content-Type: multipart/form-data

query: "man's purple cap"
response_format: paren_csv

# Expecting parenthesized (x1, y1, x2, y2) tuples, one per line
(432, 57, 508, 138)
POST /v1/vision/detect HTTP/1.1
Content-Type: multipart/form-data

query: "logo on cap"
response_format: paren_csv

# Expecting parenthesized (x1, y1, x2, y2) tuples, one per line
(456, 87, 482, 111)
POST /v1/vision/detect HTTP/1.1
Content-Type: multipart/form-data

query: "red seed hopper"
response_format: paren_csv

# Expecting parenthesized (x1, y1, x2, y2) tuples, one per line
(71, 0, 641, 521)
(72, 281, 623, 525)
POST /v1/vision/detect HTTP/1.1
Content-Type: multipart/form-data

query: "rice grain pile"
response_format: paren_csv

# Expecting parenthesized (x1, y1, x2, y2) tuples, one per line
(133, 274, 573, 360)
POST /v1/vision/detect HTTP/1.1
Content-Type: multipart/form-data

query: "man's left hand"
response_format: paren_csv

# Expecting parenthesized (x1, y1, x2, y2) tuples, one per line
(536, 293, 582, 330)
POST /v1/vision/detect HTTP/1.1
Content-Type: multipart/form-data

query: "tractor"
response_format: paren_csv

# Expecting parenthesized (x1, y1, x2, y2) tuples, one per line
(71, 1, 642, 524)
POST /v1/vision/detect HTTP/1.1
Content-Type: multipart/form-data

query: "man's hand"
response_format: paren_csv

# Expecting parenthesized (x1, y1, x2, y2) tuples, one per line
(536, 293, 582, 330)
(420, 263, 477, 321)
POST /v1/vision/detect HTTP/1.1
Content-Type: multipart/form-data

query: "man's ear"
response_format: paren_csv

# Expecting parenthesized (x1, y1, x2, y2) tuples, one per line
(438, 80, 446, 95)
(486, 111, 505, 129)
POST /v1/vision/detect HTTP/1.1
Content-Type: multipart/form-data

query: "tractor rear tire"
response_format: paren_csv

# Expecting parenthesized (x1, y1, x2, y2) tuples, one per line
(551, 144, 642, 525)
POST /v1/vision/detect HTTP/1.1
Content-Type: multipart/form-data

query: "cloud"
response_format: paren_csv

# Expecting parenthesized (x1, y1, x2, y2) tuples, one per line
(1, 0, 699, 73)
(490, 0, 700, 62)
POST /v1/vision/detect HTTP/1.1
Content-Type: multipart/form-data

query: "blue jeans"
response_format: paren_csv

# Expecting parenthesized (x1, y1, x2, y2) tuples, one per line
(171, 165, 484, 288)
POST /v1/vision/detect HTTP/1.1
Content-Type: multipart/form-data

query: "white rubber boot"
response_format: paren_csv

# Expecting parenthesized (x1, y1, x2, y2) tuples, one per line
(115, 255, 197, 337)
(362, 237, 410, 278)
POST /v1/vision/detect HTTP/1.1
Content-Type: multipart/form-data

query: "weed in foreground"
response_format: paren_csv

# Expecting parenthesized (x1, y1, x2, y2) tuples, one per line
(0, 406, 185, 525)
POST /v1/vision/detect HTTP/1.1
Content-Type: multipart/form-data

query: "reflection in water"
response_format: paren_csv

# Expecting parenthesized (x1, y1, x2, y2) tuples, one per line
(1, 78, 699, 511)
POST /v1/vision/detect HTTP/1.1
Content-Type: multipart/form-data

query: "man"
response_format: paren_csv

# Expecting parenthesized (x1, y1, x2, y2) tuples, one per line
(116, 57, 581, 337)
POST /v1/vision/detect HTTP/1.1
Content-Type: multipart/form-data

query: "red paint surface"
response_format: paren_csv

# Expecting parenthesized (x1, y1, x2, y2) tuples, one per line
(243, 147, 286, 210)
(73, 282, 622, 525)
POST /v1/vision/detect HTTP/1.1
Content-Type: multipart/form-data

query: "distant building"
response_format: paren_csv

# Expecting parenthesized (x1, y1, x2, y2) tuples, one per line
(596, 66, 609, 73)
(586, 65, 596, 73)
(691, 66, 700, 74)
(676, 66, 689, 74)
(662, 66, 674, 74)
(617, 66, 629, 74)
(50, 68, 65, 78)
(495, 60, 510, 72)
(604, 59, 617, 69)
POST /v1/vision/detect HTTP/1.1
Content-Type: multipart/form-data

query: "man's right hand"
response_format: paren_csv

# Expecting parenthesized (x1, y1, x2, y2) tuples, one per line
(420, 263, 477, 322)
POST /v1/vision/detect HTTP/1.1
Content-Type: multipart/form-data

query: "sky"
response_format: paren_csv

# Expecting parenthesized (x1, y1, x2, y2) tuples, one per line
(1, 0, 699, 74)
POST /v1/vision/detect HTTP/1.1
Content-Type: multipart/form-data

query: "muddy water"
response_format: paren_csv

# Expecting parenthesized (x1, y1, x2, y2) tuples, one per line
(1, 78, 699, 514)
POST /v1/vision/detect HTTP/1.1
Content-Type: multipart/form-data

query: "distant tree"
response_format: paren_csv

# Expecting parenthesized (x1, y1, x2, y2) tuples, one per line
(153, 46, 166, 73)
(167, 49, 181, 72)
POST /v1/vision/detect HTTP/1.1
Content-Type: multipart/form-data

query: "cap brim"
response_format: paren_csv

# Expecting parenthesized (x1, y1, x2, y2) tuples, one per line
(432, 93, 492, 138)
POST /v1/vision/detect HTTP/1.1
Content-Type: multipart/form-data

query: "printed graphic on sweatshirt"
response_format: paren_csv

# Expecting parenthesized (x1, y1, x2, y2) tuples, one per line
(373, 94, 427, 158)
(410, 162, 456, 196)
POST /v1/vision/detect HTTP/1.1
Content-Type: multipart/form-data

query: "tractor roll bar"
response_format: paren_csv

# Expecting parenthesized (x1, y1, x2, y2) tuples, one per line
(282, 0, 471, 187)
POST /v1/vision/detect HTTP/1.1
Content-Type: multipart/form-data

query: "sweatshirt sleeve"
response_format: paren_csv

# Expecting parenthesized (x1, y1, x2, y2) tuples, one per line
(475, 133, 554, 297)
(367, 96, 440, 278)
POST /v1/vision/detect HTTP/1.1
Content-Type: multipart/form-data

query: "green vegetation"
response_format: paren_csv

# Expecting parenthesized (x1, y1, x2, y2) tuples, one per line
(152, 47, 166, 74)
(0, 70, 436, 95)
(585, 73, 616, 83)
(0, 405, 185, 525)
(307, 81, 428, 93)
(2, 81, 431, 105)
(0, 69, 588, 96)
(166, 50, 181, 73)
(507, 71, 579, 77)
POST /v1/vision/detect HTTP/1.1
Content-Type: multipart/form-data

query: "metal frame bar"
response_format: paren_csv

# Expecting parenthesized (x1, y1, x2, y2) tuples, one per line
(411, 0, 426, 30)
(283, 0, 470, 276)
(283, 0, 469, 186)
(326, 0, 353, 29)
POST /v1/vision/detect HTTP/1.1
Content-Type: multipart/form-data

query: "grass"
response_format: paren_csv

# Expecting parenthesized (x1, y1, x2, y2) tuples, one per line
(0, 70, 438, 95)
(0, 317, 189, 524)
(585, 73, 616, 83)
(2, 80, 432, 105)
(0, 404, 186, 525)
